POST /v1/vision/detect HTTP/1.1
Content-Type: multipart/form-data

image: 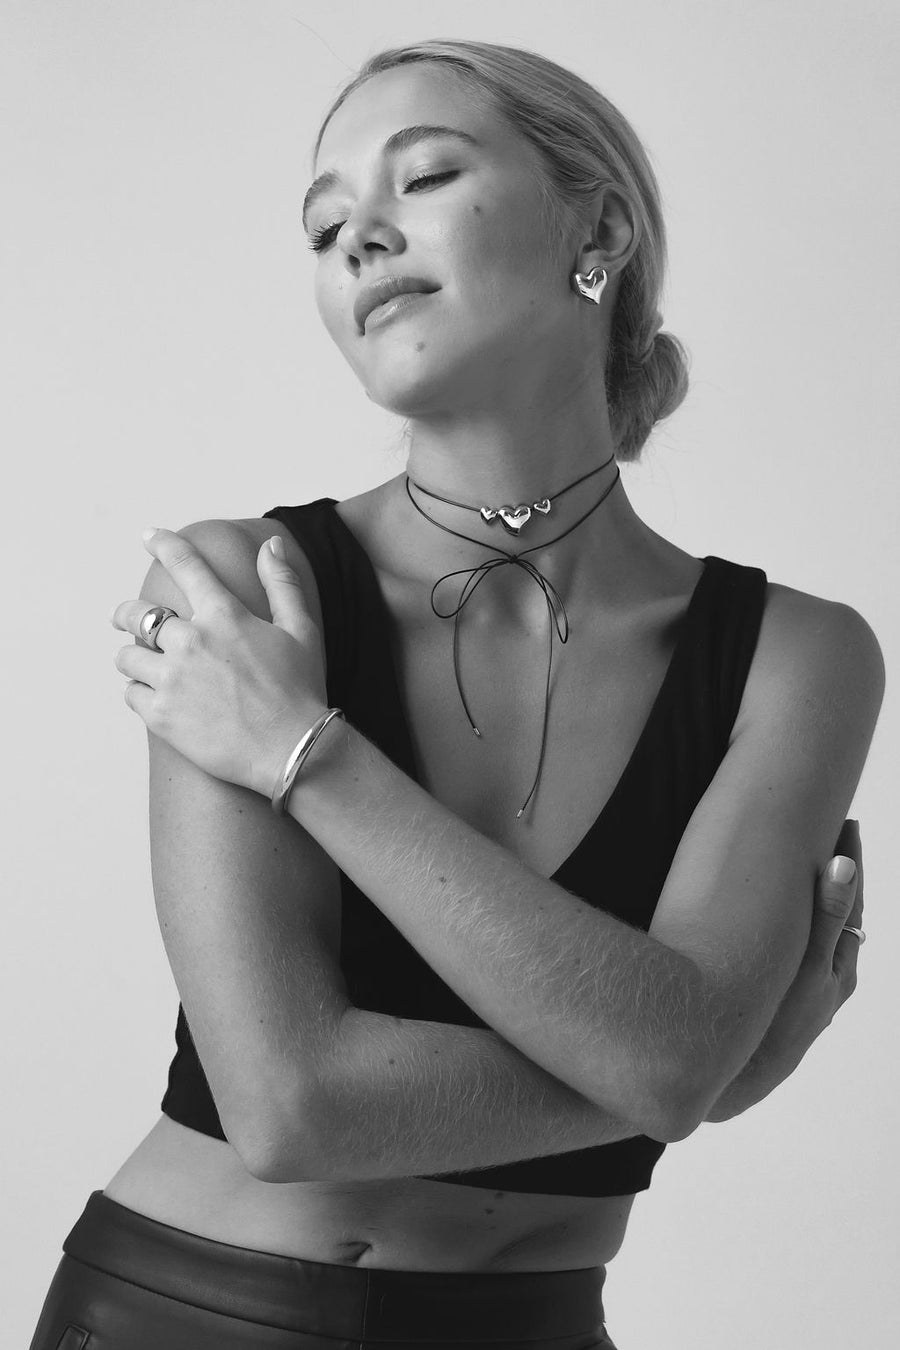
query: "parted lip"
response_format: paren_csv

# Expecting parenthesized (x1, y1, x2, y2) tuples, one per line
(354, 274, 440, 334)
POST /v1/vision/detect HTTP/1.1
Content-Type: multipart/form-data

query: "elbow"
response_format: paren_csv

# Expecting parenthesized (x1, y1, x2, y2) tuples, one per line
(586, 1060, 703, 1144)
(643, 1080, 705, 1143)
(646, 995, 752, 1140)
(234, 1083, 333, 1184)
(652, 1097, 705, 1143)
(652, 1049, 736, 1141)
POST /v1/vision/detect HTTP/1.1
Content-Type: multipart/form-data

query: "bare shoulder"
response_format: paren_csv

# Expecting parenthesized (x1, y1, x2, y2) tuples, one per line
(138, 515, 326, 638)
(730, 575, 885, 745)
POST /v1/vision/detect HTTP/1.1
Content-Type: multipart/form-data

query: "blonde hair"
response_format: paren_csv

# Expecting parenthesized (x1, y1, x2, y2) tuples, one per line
(313, 38, 690, 462)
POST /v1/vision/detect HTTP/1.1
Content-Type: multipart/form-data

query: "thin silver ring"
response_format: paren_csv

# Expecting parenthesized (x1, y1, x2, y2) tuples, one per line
(138, 605, 178, 652)
(841, 925, 866, 945)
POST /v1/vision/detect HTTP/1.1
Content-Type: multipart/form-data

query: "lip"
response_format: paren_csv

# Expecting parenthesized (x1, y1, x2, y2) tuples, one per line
(354, 274, 440, 334)
(365, 291, 436, 332)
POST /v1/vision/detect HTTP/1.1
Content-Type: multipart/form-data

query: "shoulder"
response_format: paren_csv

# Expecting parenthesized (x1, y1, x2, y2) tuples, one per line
(138, 516, 325, 635)
(730, 576, 885, 746)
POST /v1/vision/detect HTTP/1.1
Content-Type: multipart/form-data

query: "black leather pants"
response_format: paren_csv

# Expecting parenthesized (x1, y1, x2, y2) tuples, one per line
(28, 1190, 619, 1349)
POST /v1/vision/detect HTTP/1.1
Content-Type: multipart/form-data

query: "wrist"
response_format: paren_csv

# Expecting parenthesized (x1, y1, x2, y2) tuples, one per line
(257, 700, 333, 801)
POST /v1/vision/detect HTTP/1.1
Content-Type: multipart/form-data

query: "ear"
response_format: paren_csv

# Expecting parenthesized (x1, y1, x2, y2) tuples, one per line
(575, 184, 640, 280)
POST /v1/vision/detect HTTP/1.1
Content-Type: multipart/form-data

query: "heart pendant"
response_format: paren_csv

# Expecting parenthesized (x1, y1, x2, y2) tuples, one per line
(498, 503, 532, 535)
(480, 506, 499, 523)
(532, 498, 551, 515)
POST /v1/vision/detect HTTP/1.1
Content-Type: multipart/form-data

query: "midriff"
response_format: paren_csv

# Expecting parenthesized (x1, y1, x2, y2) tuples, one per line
(103, 1115, 636, 1272)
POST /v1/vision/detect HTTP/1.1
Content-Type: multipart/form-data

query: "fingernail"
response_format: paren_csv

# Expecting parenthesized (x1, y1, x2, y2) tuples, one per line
(141, 527, 159, 542)
(269, 535, 285, 558)
(827, 856, 856, 884)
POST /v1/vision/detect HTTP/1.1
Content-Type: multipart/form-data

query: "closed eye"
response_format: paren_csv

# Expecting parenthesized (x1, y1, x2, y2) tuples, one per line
(307, 171, 458, 253)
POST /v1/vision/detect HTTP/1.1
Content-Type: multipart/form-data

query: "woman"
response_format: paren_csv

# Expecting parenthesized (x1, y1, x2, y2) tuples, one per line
(29, 39, 880, 1350)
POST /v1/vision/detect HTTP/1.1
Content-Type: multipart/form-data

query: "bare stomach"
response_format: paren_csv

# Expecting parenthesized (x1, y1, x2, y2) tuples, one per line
(102, 1115, 636, 1273)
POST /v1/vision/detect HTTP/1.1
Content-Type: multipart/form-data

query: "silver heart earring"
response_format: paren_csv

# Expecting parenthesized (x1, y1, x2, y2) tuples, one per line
(572, 265, 608, 304)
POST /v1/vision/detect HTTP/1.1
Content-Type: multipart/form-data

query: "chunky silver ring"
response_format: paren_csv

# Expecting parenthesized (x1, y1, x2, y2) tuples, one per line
(841, 925, 866, 944)
(138, 605, 179, 652)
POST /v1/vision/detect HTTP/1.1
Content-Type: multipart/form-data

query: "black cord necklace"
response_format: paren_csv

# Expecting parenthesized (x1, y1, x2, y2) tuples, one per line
(404, 449, 620, 819)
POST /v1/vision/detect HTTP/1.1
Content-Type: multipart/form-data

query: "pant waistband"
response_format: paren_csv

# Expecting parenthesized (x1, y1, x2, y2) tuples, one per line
(64, 1191, 607, 1341)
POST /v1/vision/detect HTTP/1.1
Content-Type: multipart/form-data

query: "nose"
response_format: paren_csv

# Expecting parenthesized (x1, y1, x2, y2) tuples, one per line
(336, 200, 404, 264)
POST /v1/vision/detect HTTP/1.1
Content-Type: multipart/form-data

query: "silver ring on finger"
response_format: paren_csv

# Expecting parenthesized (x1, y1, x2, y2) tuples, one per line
(841, 924, 866, 944)
(139, 605, 179, 652)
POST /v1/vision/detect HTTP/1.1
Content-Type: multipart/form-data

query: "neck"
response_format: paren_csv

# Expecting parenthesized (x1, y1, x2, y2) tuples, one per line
(385, 404, 654, 623)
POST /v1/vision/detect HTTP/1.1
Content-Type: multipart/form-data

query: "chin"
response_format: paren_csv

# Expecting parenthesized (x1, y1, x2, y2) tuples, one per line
(356, 346, 471, 416)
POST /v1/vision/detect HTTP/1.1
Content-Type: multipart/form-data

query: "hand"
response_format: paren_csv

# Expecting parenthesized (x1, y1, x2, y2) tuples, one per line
(110, 528, 329, 797)
(745, 820, 864, 1074)
(776, 817, 865, 1037)
(703, 820, 864, 1122)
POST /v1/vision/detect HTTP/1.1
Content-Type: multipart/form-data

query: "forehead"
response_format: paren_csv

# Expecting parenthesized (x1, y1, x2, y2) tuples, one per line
(315, 64, 495, 169)
(304, 65, 540, 231)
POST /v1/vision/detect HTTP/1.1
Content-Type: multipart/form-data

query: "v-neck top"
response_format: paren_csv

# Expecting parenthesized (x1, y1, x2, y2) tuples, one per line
(160, 497, 769, 1197)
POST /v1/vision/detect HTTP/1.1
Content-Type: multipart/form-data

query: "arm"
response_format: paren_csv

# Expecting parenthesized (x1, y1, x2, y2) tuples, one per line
(280, 587, 884, 1145)
(131, 525, 882, 1172)
(705, 819, 864, 1122)
(292, 823, 864, 1182)
(136, 519, 643, 1182)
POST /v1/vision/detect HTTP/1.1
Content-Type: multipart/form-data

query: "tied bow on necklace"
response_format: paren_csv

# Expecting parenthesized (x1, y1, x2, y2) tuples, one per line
(403, 453, 620, 819)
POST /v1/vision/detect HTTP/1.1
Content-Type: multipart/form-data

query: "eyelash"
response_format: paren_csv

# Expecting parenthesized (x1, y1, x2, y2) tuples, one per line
(306, 171, 458, 253)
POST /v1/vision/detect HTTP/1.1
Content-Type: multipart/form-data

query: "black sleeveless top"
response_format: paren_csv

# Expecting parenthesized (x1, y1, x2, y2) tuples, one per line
(161, 497, 768, 1197)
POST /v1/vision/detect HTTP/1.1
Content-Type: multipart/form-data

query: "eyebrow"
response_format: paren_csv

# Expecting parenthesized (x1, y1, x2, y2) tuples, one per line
(302, 124, 481, 231)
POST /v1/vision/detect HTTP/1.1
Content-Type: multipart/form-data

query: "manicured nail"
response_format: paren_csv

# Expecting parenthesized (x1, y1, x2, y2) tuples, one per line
(827, 856, 856, 884)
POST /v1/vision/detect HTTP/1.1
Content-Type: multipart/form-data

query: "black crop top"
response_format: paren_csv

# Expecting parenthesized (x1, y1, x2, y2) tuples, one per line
(161, 496, 768, 1197)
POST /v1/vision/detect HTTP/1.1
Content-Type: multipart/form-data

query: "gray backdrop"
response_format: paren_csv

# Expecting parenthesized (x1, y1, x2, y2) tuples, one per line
(3, 1, 897, 1345)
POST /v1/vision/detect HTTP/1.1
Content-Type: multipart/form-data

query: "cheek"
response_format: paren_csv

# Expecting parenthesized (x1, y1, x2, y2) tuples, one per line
(314, 275, 346, 343)
(452, 202, 551, 323)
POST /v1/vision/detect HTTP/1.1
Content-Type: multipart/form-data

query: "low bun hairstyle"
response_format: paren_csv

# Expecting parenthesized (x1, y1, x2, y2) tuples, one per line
(313, 38, 690, 463)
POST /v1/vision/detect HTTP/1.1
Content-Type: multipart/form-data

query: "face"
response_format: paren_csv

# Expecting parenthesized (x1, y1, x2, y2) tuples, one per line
(304, 64, 586, 416)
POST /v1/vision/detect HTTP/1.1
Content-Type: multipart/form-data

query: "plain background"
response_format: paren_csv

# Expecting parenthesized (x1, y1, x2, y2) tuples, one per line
(3, 1, 897, 1345)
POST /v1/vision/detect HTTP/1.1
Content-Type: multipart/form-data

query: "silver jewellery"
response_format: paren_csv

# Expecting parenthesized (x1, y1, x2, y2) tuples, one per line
(262, 262, 627, 819)
(410, 458, 614, 540)
(131, 596, 344, 815)
(572, 264, 609, 305)
(403, 455, 620, 820)
(407, 266, 610, 542)
(841, 925, 866, 944)
(271, 708, 346, 815)
(138, 605, 179, 651)
(394, 263, 635, 821)
(574, 265, 661, 367)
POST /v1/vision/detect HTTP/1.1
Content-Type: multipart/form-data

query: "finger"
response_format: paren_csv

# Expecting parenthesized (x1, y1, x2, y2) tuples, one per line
(805, 853, 859, 965)
(833, 820, 864, 929)
(141, 528, 238, 617)
(832, 929, 860, 992)
(834, 817, 858, 855)
(110, 599, 190, 651)
(257, 536, 311, 642)
(114, 643, 164, 688)
(845, 824, 864, 929)
(122, 677, 156, 723)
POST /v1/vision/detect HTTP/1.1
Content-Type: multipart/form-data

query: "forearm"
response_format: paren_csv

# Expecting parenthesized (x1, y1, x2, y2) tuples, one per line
(285, 711, 712, 1137)
(267, 1005, 644, 1183)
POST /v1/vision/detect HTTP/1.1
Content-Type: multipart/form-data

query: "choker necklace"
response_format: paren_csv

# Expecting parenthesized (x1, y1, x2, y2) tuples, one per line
(404, 449, 620, 820)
